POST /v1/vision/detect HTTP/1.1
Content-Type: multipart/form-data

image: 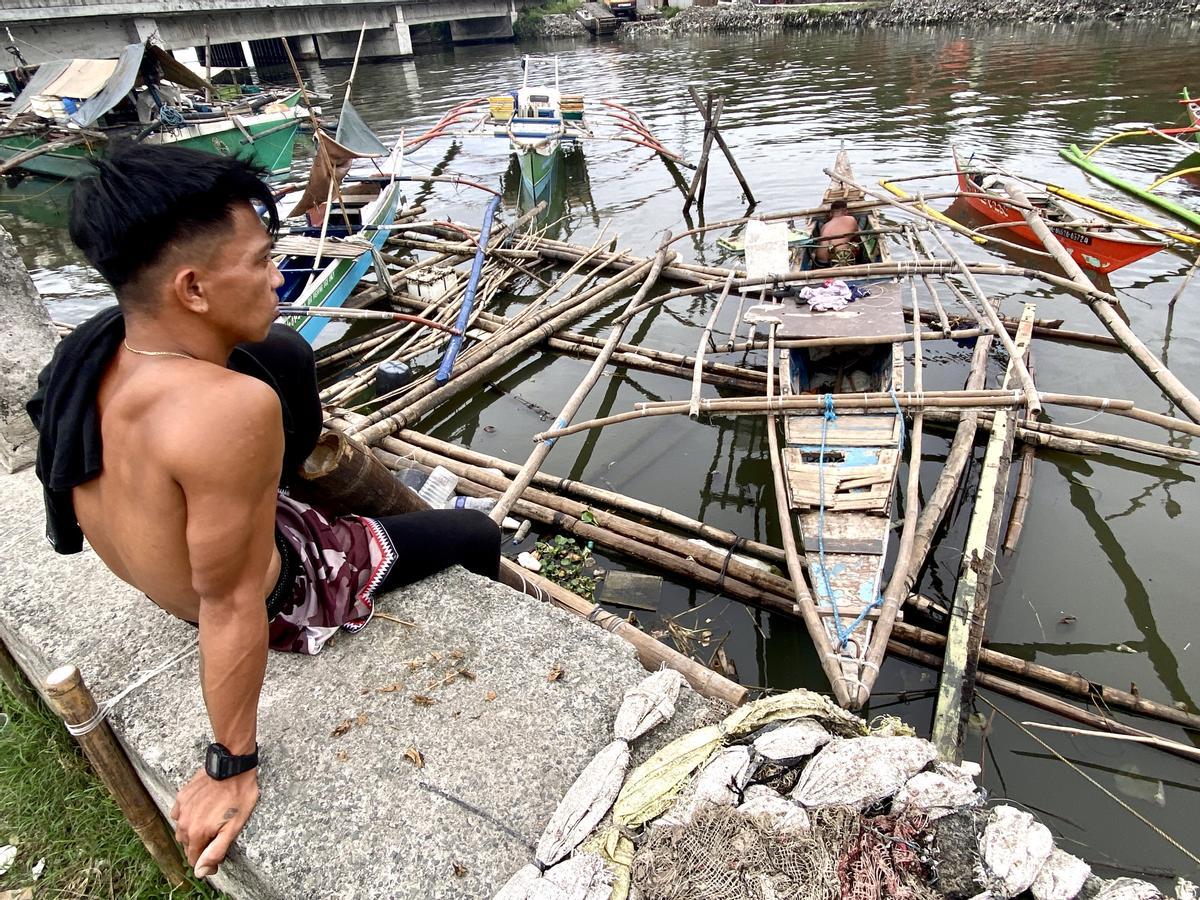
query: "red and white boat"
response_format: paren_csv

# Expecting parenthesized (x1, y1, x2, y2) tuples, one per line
(952, 147, 1166, 273)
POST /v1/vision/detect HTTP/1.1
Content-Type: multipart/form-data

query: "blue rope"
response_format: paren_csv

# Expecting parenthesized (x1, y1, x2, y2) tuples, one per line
(814, 393, 850, 645)
(815, 387, 909, 649)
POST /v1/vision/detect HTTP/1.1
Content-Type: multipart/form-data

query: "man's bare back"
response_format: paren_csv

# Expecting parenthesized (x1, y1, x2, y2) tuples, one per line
(74, 359, 282, 622)
(815, 201, 860, 265)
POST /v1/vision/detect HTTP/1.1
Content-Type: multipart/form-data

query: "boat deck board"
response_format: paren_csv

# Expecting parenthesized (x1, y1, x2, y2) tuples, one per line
(743, 282, 904, 340)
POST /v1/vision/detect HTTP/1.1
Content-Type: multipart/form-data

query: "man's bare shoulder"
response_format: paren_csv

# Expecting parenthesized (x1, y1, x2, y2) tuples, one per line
(160, 367, 283, 483)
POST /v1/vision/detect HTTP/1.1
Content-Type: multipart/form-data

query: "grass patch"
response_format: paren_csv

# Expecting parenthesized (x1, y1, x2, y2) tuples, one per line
(0, 680, 221, 899)
(661, 4, 682, 18)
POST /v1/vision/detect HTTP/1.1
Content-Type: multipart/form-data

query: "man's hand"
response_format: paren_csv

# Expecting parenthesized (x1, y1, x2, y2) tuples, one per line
(170, 767, 259, 877)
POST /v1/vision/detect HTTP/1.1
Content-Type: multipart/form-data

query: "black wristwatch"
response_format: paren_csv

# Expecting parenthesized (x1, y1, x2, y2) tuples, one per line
(205, 742, 259, 781)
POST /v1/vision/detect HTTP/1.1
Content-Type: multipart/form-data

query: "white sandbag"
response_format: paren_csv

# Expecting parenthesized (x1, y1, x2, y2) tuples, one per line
(736, 784, 812, 833)
(977, 805, 1055, 898)
(494, 863, 543, 900)
(533, 853, 613, 900)
(1175, 878, 1198, 900)
(535, 740, 631, 868)
(669, 746, 754, 825)
(614, 669, 685, 743)
(1092, 878, 1165, 900)
(791, 736, 937, 809)
(1031, 848, 1092, 900)
(751, 719, 832, 764)
(892, 761, 982, 821)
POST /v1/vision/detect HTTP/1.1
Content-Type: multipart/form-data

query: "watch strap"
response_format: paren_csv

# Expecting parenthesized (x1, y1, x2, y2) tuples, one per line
(206, 742, 259, 780)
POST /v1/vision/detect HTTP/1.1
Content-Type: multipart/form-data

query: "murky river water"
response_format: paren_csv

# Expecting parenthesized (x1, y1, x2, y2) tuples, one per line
(3, 20, 1198, 884)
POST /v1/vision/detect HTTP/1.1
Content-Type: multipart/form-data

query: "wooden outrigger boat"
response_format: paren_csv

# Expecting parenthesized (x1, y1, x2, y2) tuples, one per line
(742, 151, 905, 709)
(0, 42, 303, 179)
(403, 57, 686, 211)
(952, 147, 1166, 273)
(1060, 103, 1200, 231)
(275, 94, 403, 345)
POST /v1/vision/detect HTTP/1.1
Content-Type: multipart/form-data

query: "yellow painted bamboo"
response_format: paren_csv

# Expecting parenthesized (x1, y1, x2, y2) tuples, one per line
(879, 180, 987, 244)
(1044, 185, 1199, 246)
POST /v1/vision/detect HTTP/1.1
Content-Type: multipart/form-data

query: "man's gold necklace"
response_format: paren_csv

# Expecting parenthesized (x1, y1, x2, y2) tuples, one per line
(123, 339, 196, 361)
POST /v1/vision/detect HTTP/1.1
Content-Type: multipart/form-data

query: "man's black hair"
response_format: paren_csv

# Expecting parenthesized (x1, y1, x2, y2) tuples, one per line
(69, 142, 280, 299)
(829, 199, 849, 212)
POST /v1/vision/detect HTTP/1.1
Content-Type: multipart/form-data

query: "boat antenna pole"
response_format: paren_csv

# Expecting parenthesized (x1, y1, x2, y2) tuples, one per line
(555, 55, 560, 91)
(522, 55, 530, 90)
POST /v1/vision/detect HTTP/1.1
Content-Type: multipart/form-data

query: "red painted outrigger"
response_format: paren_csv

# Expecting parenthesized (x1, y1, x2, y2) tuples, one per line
(951, 147, 1166, 273)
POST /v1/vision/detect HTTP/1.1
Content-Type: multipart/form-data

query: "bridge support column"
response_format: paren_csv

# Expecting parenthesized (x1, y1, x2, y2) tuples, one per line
(289, 34, 319, 60)
(315, 23, 411, 61)
(449, 13, 514, 43)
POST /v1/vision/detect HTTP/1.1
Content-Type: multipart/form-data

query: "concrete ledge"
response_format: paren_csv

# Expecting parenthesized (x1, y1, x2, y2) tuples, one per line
(0, 468, 716, 898)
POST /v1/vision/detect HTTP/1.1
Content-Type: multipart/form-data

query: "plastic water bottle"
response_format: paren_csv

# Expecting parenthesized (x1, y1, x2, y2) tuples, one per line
(417, 466, 458, 508)
(446, 495, 497, 513)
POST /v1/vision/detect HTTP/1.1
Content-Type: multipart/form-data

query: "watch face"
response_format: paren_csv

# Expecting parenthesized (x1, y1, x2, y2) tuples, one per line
(206, 743, 227, 779)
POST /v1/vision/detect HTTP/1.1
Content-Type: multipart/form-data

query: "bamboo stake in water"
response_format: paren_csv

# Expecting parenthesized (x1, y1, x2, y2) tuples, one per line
(762, 325, 845, 703)
(690, 271, 735, 417)
(489, 237, 675, 524)
(1001, 179, 1200, 425)
(855, 246, 926, 708)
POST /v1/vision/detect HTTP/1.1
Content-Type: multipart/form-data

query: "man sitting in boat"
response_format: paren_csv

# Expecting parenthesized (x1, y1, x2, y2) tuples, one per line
(26, 143, 501, 879)
(814, 199, 861, 266)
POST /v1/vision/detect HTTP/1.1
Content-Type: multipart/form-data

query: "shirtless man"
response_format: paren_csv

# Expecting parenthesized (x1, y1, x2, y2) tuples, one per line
(28, 144, 499, 878)
(814, 199, 860, 266)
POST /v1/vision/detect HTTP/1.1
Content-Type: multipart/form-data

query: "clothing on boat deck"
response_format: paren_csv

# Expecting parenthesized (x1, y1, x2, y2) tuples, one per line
(28, 308, 501, 655)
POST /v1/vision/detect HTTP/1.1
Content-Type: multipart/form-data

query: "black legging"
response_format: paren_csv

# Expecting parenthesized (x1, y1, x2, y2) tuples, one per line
(229, 326, 501, 588)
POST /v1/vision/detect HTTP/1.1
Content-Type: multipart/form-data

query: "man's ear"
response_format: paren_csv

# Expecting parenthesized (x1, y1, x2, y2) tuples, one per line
(170, 266, 207, 314)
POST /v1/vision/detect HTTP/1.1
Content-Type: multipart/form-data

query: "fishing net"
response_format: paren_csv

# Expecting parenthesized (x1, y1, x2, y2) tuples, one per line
(630, 805, 938, 900)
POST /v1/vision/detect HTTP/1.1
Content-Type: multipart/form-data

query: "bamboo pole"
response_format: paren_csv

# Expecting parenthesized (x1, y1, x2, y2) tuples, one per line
(489, 237, 675, 524)
(531, 390, 1130, 443)
(684, 96, 724, 212)
(855, 246, 927, 708)
(1001, 180, 1200, 425)
(887, 643, 1200, 765)
(500, 560, 746, 706)
(763, 326, 847, 703)
(0, 635, 38, 709)
(353, 256, 656, 443)
(1004, 350, 1038, 554)
(691, 271, 736, 417)
(43, 665, 188, 886)
(890, 620, 1200, 731)
(927, 228, 1042, 416)
(930, 304, 1034, 762)
(393, 429, 787, 566)
(687, 86, 755, 205)
(293, 431, 427, 516)
(1170, 254, 1199, 308)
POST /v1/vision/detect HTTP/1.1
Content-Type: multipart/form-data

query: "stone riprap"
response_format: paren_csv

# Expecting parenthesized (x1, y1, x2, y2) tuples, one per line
(0, 467, 717, 899)
(615, 0, 1197, 37)
(0, 225, 57, 474)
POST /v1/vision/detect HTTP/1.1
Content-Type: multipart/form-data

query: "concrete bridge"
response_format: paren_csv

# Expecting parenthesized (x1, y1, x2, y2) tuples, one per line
(0, 0, 517, 67)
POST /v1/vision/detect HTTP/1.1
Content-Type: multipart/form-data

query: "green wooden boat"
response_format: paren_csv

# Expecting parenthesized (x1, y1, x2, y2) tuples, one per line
(0, 42, 302, 180)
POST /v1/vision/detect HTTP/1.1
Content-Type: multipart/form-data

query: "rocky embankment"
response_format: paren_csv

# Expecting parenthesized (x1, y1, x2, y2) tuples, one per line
(538, 12, 589, 36)
(592, 0, 1199, 38)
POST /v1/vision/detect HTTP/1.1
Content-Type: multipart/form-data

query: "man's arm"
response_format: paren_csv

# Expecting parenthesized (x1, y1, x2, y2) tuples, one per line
(169, 376, 283, 876)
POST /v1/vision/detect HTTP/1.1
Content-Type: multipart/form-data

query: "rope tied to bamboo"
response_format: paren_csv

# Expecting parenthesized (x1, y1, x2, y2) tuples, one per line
(64, 640, 199, 737)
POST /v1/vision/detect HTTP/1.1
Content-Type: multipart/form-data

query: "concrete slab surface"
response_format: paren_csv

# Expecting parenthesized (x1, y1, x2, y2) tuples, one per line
(0, 468, 717, 899)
